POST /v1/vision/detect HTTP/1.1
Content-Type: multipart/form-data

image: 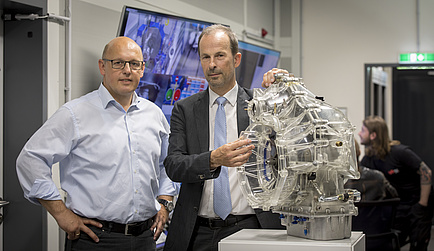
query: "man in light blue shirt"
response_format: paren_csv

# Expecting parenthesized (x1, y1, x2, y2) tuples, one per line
(16, 36, 176, 251)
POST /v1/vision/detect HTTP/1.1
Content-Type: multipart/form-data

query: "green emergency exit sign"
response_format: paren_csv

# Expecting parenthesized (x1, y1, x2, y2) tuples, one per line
(399, 53, 434, 63)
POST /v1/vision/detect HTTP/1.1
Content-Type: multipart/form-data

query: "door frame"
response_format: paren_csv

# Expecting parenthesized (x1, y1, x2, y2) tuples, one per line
(364, 63, 434, 128)
(0, 9, 4, 251)
(2, 1, 48, 250)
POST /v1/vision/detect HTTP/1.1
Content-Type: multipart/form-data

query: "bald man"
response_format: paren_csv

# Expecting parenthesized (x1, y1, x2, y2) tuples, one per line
(16, 37, 176, 251)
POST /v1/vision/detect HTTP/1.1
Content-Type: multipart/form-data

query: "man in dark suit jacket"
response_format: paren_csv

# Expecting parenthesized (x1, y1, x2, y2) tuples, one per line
(163, 24, 285, 251)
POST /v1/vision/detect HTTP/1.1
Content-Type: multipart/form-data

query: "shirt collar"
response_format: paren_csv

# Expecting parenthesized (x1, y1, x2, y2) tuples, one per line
(209, 83, 238, 108)
(98, 83, 140, 110)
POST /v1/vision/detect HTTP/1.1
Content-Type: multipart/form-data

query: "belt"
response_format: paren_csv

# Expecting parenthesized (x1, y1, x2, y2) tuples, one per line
(96, 218, 153, 236)
(197, 214, 255, 229)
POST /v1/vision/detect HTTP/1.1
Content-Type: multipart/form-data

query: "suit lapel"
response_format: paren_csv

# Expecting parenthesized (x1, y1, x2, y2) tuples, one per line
(237, 86, 253, 136)
(193, 90, 210, 152)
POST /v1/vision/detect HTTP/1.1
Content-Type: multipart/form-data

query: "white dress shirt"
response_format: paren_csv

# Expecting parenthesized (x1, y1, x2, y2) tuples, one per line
(198, 84, 255, 218)
(16, 84, 177, 224)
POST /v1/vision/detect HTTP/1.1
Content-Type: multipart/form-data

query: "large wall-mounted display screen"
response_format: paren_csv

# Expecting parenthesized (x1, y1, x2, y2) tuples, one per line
(118, 6, 281, 122)
(118, 6, 213, 121)
(236, 40, 281, 89)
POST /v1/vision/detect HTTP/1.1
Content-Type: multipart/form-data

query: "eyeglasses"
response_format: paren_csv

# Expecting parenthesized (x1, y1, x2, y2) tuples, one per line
(102, 59, 144, 70)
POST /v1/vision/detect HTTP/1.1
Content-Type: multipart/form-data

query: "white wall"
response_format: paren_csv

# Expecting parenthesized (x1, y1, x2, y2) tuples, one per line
(301, 0, 434, 138)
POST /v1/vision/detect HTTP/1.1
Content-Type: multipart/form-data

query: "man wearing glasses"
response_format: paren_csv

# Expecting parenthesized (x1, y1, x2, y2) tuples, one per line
(16, 36, 176, 251)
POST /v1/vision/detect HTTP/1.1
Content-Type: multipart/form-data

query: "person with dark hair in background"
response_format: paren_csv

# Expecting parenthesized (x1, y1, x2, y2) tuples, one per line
(359, 115, 433, 251)
(345, 139, 398, 201)
(16, 36, 176, 251)
(163, 24, 287, 251)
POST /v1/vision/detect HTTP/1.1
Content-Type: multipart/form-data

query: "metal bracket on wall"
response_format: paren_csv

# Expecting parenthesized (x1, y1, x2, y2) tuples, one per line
(3, 13, 70, 23)
(243, 30, 274, 46)
(3, 0, 73, 103)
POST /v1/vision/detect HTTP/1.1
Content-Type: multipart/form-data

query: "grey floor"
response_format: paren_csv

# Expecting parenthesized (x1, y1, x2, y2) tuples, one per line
(400, 226, 434, 250)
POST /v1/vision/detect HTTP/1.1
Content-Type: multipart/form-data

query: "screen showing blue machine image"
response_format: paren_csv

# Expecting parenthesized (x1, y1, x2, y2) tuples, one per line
(117, 6, 213, 121)
(236, 41, 281, 89)
(117, 6, 281, 122)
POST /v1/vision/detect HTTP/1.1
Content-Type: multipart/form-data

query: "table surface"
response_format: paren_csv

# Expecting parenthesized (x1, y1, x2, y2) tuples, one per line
(219, 229, 365, 251)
